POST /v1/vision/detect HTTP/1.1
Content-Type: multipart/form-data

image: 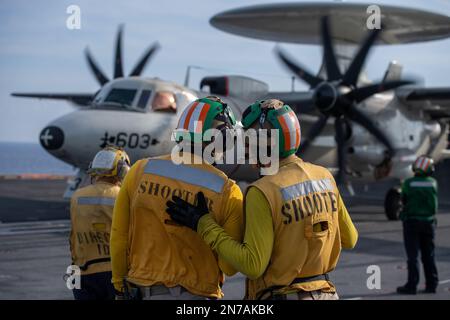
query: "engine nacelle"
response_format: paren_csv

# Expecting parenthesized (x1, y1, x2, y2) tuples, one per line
(200, 75, 269, 101)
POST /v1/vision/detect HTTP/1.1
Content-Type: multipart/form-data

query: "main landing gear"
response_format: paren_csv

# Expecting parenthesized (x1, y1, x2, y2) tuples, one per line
(384, 187, 402, 220)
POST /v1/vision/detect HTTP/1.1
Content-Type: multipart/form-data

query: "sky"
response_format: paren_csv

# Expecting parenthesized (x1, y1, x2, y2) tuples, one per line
(1, 0, 450, 143)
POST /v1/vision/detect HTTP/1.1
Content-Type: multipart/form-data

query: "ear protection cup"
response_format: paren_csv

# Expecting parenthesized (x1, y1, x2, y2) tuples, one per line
(117, 158, 131, 180)
(202, 103, 237, 153)
(213, 122, 235, 153)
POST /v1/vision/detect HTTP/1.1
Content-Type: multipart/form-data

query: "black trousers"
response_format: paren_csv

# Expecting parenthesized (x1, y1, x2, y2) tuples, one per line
(403, 219, 439, 289)
(72, 271, 115, 300)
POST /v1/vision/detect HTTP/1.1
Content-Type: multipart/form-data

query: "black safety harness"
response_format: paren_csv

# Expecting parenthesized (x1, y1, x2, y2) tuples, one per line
(78, 258, 111, 271)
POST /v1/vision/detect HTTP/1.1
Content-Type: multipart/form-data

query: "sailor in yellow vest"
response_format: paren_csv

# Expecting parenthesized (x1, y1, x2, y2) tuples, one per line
(167, 99, 358, 300)
(69, 146, 131, 300)
(110, 96, 244, 300)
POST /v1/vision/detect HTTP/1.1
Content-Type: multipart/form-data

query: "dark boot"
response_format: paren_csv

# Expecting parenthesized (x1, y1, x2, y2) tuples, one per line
(420, 286, 437, 294)
(396, 285, 416, 295)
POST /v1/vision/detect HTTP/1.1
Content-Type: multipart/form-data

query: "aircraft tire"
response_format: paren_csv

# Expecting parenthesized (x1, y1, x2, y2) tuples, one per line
(384, 187, 402, 221)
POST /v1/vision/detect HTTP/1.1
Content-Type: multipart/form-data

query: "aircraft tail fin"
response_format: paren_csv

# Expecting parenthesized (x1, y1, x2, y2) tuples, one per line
(382, 61, 403, 82)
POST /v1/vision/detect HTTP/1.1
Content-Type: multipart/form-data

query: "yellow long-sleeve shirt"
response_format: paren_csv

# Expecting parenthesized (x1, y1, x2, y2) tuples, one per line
(110, 158, 244, 292)
(198, 186, 358, 280)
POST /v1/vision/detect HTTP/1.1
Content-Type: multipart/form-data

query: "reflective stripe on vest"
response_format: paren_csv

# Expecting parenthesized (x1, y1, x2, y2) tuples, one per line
(410, 181, 435, 188)
(77, 197, 116, 206)
(281, 178, 333, 202)
(144, 159, 225, 193)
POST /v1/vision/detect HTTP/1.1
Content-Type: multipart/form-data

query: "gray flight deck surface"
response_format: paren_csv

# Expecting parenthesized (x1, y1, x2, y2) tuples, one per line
(0, 162, 449, 300)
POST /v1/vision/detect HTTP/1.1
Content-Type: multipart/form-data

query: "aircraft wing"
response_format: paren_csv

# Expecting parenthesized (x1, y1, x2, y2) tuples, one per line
(11, 92, 95, 106)
(396, 87, 450, 119)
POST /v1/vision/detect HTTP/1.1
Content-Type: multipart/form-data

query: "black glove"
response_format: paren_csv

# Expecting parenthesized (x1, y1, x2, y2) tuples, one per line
(166, 192, 209, 231)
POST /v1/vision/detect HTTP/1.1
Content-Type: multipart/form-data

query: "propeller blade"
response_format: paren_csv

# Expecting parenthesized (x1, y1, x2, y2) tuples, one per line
(348, 80, 414, 103)
(275, 47, 323, 88)
(334, 117, 348, 184)
(114, 25, 124, 78)
(342, 27, 382, 86)
(346, 104, 394, 155)
(298, 115, 329, 154)
(84, 48, 109, 85)
(129, 42, 160, 76)
(321, 16, 341, 81)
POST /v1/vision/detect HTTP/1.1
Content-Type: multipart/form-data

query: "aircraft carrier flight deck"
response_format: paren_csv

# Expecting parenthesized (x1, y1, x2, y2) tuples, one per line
(1, 162, 449, 300)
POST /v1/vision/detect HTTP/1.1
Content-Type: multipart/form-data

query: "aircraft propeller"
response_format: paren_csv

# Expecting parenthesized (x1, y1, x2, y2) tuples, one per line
(84, 25, 160, 86)
(276, 16, 413, 183)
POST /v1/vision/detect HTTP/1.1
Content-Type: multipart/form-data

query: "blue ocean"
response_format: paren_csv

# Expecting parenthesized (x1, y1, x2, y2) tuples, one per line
(0, 142, 76, 175)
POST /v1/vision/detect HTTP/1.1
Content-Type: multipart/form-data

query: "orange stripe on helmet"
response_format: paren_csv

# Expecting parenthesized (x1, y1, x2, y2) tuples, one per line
(183, 101, 199, 130)
(196, 103, 211, 133)
(278, 114, 291, 151)
(288, 111, 301, 149)
(177, 102, 192, 129)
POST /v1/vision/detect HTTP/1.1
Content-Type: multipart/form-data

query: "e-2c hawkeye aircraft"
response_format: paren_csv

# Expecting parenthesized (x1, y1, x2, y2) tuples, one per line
(12, 2, 450, 220)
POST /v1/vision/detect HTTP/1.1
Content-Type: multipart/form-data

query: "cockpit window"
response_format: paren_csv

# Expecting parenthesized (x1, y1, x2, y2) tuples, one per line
(137, 90, 152, 109)
(152, 91, 176, 112)
(104, 88, 137, 107)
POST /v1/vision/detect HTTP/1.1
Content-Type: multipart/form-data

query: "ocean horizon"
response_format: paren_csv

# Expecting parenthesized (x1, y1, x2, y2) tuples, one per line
(0, 142, 77, 175)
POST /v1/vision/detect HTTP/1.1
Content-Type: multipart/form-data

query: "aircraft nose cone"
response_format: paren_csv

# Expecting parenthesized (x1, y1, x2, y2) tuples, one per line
(39, 126, 64, 150)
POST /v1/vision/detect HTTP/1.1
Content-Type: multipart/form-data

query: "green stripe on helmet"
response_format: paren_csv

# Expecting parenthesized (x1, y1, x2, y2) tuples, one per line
(241, 101, 264, 129)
